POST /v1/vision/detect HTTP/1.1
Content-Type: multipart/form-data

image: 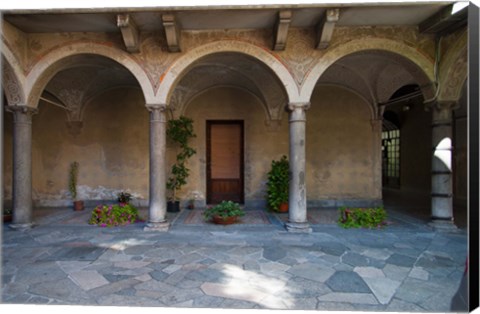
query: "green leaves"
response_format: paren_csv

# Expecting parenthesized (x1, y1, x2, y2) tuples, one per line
(166, 116, 197, 200)
(203, 201, 245, 220)
(89, 203, 139, 227)
(69, 161, 79, 200)
(266, 155, 289, 211)
(338, 207, 387, 229)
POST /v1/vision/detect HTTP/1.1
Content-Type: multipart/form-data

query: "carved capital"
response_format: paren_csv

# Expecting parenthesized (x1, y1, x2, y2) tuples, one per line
(287, 102, 311, 112)
(288, 102, 310, 122)
(425, 100, 458, 111)
(146, 104, 167, 123)
(6, 106, 38, 124)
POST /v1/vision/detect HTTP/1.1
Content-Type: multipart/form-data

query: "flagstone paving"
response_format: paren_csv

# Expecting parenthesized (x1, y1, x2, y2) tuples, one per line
(1, 208, 468, 312)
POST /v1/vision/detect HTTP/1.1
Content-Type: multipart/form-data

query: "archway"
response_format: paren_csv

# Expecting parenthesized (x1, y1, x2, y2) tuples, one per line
(163, 49, 291, 209)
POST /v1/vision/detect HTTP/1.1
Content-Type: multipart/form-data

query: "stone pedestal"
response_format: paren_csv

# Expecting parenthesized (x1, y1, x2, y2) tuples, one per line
(144, 221, 171, 232)
(286, 103, 311, 233)
(8, 106, 36, 230)
(145, 104, 169, 232)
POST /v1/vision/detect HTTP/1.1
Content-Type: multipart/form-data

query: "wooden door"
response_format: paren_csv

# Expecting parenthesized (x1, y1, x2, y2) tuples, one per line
(207, 121, 244, 204)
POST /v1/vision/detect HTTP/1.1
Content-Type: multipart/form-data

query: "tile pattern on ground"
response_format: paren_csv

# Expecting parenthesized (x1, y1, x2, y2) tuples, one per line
(183, 210, 271, 225)
(1, 208, 467, 312)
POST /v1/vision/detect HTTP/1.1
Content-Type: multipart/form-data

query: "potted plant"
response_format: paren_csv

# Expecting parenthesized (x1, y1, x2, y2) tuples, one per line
(117, 191, 132, 205)
(266, 155, 290, 212)
(3, 208, 13, 223)
(187, 198, 195, 210)
(203, 201, 245, 225)
(166, 116, 196, 212)
(69, 161, 84, 211)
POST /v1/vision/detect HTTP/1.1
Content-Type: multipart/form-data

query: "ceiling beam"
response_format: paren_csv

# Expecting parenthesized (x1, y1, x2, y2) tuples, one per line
(419, 4, 468, 35)
(315, 8, 340, 50)
(273, 10, 292, 51)
(117, 14, 140, 53)
(162, 14, 181, 52)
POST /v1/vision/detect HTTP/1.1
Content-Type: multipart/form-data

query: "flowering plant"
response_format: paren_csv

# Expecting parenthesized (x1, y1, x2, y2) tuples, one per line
(203, 201, 245, 221)
(338, 206, 387, 229)
(89, 203, 139, 227)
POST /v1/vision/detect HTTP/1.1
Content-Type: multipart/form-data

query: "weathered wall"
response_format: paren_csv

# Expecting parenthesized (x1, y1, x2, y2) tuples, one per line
(4, 84, 383, 208)
(180, 84, 380, 208)
(180, 86, 289, 208)
(307, 85, 380, 207)
(3, 87, 150, 207)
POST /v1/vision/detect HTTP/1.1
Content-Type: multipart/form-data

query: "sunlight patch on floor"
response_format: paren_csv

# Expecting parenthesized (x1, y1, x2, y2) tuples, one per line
(204, 263, 296, 309)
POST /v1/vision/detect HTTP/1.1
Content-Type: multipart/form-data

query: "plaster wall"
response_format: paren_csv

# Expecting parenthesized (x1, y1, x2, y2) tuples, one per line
(180, 86, 289, 208)
(4, 84, 383, 208)
(307, 85, 380, 207)
(4, 87, 150, 207)
(182, 85, 380, 208)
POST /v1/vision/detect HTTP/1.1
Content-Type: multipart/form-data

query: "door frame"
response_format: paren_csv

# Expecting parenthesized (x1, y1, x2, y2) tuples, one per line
(206, 120, 245, 204)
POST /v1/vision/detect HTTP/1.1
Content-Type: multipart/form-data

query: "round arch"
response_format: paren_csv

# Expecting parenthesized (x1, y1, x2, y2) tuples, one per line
(438, 30, 468, 102)
(156, 40, 301, 105)
(300, 38, 435, 102)
(24, 42, 156, 107)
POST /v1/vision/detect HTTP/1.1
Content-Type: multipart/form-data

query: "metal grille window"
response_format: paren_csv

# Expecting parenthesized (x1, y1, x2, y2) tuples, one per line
(382, 121, 400, 187)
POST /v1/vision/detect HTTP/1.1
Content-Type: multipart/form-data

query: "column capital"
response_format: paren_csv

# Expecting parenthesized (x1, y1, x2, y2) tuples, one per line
(425, 100, 458, 112)
(146, 104, 168, 123)
(6, 105, 38, 114)
(146, 103, 167, 111)
(6, 105, 38, 124)
(287, 102, 311, 112)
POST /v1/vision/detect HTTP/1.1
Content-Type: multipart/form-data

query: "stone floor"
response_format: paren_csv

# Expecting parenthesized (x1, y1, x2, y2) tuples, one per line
(1, 207, 468, 312)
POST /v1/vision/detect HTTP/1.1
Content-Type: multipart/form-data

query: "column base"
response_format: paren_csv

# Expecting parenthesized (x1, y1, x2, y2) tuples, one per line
(285, 221, 312, 233)
(143, 221, 170, 232)
(428, 218, 460, 232)
(9, 222, 35, 230)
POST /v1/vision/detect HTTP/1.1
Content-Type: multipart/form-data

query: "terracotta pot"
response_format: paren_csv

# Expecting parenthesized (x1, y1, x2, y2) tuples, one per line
(278, 203, 289, 213)
(73, 200, 84, 211)
(3, 214, 13, 223)
(212, 215, 238, 225)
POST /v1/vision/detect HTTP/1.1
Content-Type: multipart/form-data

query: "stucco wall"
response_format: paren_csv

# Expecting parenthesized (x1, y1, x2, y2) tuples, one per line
(181, 84, 380, 208)
(4, 84, 383, 208)
(3, 87, 150, 207)
(307, 85, 380, 207)
(181, 86, 289, 208)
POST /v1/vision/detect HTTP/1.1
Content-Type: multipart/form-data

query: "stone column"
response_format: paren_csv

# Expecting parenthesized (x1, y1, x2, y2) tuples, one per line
(285, 102, 312, 233)
(371, 119, 383, 202)
(429, 101, 457, 230)
(8, 106, 37, 229)
(144, 104, 170, 232)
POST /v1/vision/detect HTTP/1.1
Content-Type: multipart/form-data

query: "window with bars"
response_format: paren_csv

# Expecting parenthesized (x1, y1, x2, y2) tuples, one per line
(382, 124, 400, 187)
